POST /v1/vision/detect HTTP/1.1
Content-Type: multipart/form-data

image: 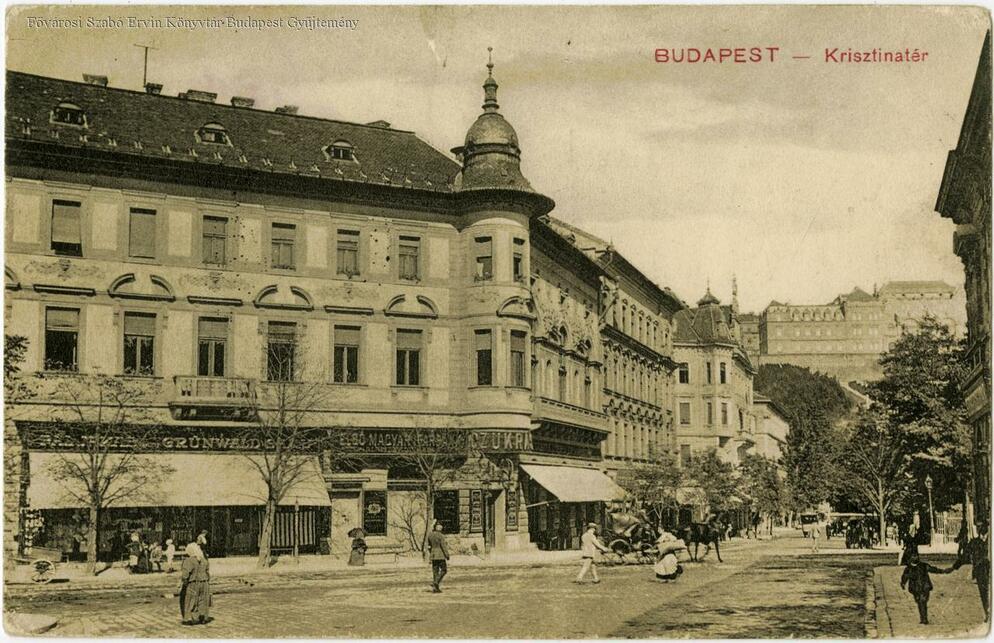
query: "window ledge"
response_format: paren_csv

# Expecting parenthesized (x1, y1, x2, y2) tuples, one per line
(467, 384, 497, 390)
(330, 382, 367, 388)
(119, 374, 164, 380)
(38, 370, 81, 377)
(506, 385, 531, 392)
(391, 385, 427, 391)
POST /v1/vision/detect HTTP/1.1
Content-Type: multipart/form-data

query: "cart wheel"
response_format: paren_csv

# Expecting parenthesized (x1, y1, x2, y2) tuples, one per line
(31, 559, 55, 584)
(609, 539, 631, 555)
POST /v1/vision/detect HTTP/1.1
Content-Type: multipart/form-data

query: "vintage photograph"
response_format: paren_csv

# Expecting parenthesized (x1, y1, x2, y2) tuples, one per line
(2, 4, 991, 639)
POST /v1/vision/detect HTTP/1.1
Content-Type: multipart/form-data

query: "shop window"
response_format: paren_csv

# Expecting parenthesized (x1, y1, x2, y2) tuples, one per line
(433, 490, 460, 534)
(129, 208, 156, 258)
(198, 317, 227, 377)
(475, 329, 493, 386)
(395, 329, 422, 386)
(45, 307, 79, 371)
(679, 401, 691, 425)
(267, 321, 297, 381)
(271, 223, 296, 270)
(678, 364, 689, 384)
(510, 331, 526, 387)
(512, 238, 525, 282)
(51, 200, 82, 256)
(333, 325, 360, 384)
(123, 312, 156, 375)
(362, 491, 387, 536)
(474, 236, 493, 281)
(336, 229, 360, 276)
(202, 216, 227, 265)
(719, 362, 727, 384)
(398, 235, 420, 280)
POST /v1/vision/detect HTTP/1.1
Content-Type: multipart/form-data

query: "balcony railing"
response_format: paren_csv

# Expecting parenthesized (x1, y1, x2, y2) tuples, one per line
(173, 376, 256, 405)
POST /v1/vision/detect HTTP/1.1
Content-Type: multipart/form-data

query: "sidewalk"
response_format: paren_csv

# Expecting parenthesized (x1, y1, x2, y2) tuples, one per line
(874, 563, 989, 638)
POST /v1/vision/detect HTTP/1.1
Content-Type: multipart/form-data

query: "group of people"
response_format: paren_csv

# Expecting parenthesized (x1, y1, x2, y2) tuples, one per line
(574, 522, 686, 585)
(125, 532, 175, 574)
(125, 530, 213, 626)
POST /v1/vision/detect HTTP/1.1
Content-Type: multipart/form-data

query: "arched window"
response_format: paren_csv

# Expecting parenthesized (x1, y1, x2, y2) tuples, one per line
(53, 102, 85, 126)
(198, 123, 230, 145)
(326, 140, 355, 161)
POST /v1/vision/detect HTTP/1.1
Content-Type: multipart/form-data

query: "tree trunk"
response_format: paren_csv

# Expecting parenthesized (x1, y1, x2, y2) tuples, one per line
(878, 481, 887, 548)
(258, 499, 276, 568)
(421, 489, 434, 561)
(87, 504, 99, 575)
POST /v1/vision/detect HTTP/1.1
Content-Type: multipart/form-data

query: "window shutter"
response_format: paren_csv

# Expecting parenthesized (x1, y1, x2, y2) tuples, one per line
(198, 317, 228, 340)
(46, 308, 79, 330)
(272, 223, 295, 241)
(510, 331, 526, 352)
(124, 312, 156, 335)
(474, 329, 492, 350)
(396, 329, 421, 349)
(51, 201, 81, 244)
(335, 326, 360, 346)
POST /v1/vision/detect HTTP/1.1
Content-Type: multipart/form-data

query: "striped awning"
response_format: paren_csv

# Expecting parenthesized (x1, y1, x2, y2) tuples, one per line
(27, 453, 331, 509)
(521, 464, 627, 503)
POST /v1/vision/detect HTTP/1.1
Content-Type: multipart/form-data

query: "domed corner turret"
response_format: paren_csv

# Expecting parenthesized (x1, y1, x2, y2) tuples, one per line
(454, 49, 547, 204)
(697, 287, 721, 307)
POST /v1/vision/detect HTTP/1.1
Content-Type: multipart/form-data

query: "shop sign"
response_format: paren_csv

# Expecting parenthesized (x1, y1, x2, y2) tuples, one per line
(330, 429, 468, 455)
(505, 486, 519, 531)
(468, 430, 533, 453)
(469, 490, 483, 533)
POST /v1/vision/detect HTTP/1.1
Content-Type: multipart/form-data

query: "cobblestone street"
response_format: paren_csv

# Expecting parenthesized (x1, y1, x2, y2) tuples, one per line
(6, 534, 948, 638)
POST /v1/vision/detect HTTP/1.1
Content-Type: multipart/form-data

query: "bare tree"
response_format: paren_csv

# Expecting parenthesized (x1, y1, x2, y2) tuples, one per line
(388, 493, 428, 553)
(247, 332, 331, 568)
(39, 374, 171, 575)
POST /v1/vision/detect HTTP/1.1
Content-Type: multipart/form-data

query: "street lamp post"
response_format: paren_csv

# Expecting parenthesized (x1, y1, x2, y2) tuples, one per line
(925, 475, 935, 545)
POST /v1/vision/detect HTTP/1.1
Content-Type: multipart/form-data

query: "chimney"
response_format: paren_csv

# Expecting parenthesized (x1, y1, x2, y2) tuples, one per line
(145, 83, 163, 95)
(366, 120, 391, 128)
(179, 89, 217, 103)
(231, 96, 255, 108)
(274, 105, 299, 115)
(82, 74, 108, 87)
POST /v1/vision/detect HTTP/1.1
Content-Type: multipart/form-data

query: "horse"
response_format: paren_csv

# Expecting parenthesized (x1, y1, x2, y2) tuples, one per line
(678, 519, 724, 562)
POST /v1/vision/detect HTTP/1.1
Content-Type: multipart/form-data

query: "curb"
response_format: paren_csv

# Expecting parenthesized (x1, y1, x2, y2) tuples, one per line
(864, 571, 878, 638)
(871, 568, 894, 638)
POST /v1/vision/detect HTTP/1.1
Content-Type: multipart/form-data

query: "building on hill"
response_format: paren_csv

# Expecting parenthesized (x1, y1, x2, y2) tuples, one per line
(756, 281, 966, 382)
(935, 31, 991, 527)
(3, 60, 641, 562)
(751, 396, 789, 463)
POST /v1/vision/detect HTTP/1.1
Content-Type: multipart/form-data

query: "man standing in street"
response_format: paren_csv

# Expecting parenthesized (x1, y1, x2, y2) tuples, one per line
(427, 521, 450, 593)
(951, 518, 991, 622)
(576, 523, 611, 584)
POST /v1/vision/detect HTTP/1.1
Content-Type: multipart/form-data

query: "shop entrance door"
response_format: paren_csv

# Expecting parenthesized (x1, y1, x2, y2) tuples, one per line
(483, 492, 497, 553)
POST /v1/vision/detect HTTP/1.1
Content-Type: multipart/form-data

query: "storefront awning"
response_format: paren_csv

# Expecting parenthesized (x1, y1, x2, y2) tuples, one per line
(520, 464, 627, 503)
(27, 453, 331, 509)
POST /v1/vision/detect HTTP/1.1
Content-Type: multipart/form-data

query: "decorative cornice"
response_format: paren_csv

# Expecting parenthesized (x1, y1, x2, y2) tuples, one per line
(324, 305, 374, 316)
(187, 295, 243, 306)
(32, 284, 96, 296)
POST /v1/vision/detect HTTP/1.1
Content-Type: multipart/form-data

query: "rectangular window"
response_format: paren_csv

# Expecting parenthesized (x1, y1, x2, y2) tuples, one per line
(679, 401, 691, 425)
(721, 402, 729, 425)
(51, 200, 82, 256)
(271, 223, 296, 270)
(678, 364, 689, 384)
(512, 238, 525, 282)
(433, 490, 460, 534)
(395, 329, 422, 386)
(202, 216, 227, 265)
(333, 325, 360, 384)
(474, 236, 493, 281)
(706, 402, 713, 425)
(680, 445, 691, 468)
(398, 235, 420, 280)
(706, 361, 712, 384)
(337, 229, 360, 276)
(267, 321, 296, 381)
(362, 490, 387, 536)
(739, 409, 745, 430)
(475, 330, 493, 386)
(510, 331, 526, 387)
(129, 208, 156, 258)
(719, 362, 727, 384)
(197, 317, 227, 377)
(584, 378, 592, 408)
(45, 307, 79, 371)
(558, 368, 566, 401)
(123, 312, 156, 375)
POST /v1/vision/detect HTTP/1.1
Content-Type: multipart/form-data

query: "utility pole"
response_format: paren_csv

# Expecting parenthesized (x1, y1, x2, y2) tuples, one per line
(133, 43, 157, 88)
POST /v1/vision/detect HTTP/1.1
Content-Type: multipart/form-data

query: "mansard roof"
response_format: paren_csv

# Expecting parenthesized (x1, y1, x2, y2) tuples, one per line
(673, 302, 735, 345)
(6, 70, 461, 192)
(877, 280, 956, 295)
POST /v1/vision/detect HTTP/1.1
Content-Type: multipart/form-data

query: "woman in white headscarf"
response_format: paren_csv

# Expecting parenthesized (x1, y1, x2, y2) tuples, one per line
(179, 542, 211, 625)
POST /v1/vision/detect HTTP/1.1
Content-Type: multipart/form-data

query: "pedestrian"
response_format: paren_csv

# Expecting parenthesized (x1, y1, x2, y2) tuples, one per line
(575, 523, 610, 584)
(150, 541, 163, 573)
(349, 533, 367, 567)
(426, 521, 450, 593)
(164, 538, 176, 573)
(950, 519, 991, 622)
(901, 551, 950, 625)
(196, 530, 209, 557)
(179, 542, 212, 625)
(127, 532, 142, 573)
(809, 517, 822, 554)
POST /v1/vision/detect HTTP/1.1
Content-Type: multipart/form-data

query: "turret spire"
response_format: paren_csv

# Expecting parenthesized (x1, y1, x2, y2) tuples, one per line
(483, 47, 499, 113)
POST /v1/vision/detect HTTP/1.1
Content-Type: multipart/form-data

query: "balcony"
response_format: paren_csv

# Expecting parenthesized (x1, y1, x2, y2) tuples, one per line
(170, 376, 257, 421)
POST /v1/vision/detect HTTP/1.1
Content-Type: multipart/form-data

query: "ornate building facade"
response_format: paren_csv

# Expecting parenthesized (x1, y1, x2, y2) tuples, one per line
(935, 31, 991, 525)
(3, 62, 635, 561)
(757, 281, 967, 382)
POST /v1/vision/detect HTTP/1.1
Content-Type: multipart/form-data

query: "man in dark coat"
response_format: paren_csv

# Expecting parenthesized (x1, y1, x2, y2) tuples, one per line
(901, 551, 951, 625)
(951, 519, 991, 622)
(426, 522, 450, 593)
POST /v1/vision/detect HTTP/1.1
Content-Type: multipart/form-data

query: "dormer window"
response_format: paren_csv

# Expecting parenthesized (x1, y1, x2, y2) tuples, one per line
(198, 123, 230, 145)
(52, 102, 85, 127)
(326, 140, 354, 161)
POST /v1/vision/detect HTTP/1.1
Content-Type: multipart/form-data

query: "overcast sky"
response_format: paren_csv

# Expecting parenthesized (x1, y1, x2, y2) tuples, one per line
(7, 5, 989, 311)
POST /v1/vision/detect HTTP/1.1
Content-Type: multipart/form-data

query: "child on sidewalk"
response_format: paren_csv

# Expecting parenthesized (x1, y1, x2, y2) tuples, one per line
(900, 551, 951, 625)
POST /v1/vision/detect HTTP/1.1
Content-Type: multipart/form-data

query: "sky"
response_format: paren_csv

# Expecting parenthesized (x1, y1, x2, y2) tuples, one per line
(6, 5, 989, 312)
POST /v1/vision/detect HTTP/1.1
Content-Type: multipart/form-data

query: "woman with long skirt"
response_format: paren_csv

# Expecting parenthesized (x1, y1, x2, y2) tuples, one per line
(179, 542, 212, 625)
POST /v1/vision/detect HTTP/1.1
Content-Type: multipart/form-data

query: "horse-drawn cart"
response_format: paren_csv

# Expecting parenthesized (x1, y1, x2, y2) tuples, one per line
(14, 546, 62, 584)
